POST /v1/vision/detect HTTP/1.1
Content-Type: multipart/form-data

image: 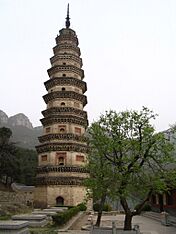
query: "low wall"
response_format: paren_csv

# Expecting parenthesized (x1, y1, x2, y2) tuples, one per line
(0, 190, 34, 206)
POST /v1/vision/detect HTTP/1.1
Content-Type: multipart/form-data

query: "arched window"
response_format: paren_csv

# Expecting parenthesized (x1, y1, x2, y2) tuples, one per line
(56, 152, 66, 165)
(56, 196, 64, 206)
(61, 102, 65, 106)
(58, 125, 66, 133)
(60, 128, 65, 132)
(63, 74, 66, 77)
(62, 87, 65, 91)
(58, 157, 64, 165)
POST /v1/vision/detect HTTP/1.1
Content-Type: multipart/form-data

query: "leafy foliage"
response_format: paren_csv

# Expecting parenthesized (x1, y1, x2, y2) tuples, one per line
(93, 203, 112, 212)
(77, 203, 87, 211)
(0, 127, 37, 186)
(0, 127, 19, 184)
(52, 206, 80, 226)
(86, 107, 176, 230)
(15, 147, 37, 185)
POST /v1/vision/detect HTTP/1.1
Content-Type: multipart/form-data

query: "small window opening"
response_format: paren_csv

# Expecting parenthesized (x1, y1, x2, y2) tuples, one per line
(63, 74, 66, 77)
(62, 87, 65, 91)
(58, 157, 64, 165)
(63, 62, 66, 65)
(41, 155, 47, 161)
(61, 102, 65, 106)
(60, 128, 65, 132)
(56, 196, 64, 206)
(46, 127, 50, 133)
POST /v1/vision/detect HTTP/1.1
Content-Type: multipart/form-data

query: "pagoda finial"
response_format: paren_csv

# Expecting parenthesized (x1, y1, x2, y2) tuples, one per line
(65, 3, 70, 28)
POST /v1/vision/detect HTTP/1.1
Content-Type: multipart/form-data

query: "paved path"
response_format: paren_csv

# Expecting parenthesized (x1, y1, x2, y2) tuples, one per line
(58, 213, 176, 234)
(133, 215, 176, 234)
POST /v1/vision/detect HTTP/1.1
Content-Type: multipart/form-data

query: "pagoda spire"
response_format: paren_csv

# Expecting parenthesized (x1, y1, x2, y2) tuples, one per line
(65, 3, 70, 28)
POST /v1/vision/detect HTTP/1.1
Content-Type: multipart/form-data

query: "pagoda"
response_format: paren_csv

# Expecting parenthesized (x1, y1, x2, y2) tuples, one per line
(34, 5, 89, 208)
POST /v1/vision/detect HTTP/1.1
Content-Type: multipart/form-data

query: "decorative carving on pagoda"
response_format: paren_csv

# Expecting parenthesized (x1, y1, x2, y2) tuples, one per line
(44, 77, 87, 93)
(47, 65, 84, 78)
(53, 44, 81, 56)
(36, 142, 88, 154)
(42, 107, 87, 118)
(36, 176, 84, 186)
(40, 115, 88, 127)
(38, 133, 87, 143)
(43, 91, 87, 106)
(55, 33, 79, 45)
(37, 165, 89, 174)
(50, 54, 82, 66)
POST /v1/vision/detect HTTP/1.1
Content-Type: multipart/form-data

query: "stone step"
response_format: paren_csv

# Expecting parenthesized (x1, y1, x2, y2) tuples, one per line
(32, 210, 57, 216)
(0, 220, 29, 234)
(12, 214, 48, 227)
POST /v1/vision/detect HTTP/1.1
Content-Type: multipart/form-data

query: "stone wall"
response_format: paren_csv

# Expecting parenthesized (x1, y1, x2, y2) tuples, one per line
(34, 185, 87, 208)
(0, 191, 34, 206)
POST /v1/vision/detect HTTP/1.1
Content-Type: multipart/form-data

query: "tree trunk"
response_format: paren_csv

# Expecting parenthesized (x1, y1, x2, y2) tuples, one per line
(95, 194, 106, 227)
(124, 212, 133, 230)
(159, 194, 164, 212)
(120, 197, 133, 230)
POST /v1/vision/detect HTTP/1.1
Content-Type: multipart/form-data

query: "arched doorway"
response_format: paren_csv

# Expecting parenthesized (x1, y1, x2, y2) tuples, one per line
(56, 196, 64, 206)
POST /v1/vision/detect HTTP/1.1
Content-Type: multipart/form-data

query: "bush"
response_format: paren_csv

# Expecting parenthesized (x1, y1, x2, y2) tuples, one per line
(93, 203, 112, 212)
(103, 203, 112, 212)
(134, 203, 151, 212)
(52, 206, 80, 226)
(77, 203, 87, 211)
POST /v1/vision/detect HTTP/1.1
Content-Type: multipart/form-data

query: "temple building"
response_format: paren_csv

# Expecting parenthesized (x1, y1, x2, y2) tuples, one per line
(34, 5, 89, 208)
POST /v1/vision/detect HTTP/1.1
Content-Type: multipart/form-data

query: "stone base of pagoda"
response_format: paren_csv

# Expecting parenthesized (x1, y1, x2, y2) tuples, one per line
(34, 185, 87, 208)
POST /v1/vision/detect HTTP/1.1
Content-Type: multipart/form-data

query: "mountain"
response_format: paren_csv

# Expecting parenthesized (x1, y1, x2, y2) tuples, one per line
(0, 110, 42, 149)
(8, 113, 33, 129)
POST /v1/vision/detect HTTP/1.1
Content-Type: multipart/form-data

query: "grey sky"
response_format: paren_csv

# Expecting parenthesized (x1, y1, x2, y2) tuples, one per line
(0, 0, 176, 130)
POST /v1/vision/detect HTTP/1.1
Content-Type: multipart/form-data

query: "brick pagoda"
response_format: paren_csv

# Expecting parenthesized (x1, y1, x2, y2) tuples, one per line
(34, 5, 89, 208)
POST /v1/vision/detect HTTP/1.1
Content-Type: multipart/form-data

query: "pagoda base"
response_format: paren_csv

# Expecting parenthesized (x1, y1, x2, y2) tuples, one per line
(34, 185, 87, 208)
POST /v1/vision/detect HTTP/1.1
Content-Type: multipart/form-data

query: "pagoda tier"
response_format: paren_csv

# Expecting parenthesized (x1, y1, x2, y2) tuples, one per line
(36, 142, 88, 153)
(34, 5, 90, 208)
(47, 65, 84, 79)
(44, 77, 87, 93)
(36, 165, 88, 173)
(38, 133, 87, 143)
(42, 107, 87, 118)
(43, 91, 87, 106)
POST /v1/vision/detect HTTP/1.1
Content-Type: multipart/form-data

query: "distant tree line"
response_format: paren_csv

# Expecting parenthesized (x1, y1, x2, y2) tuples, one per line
(0, 127, 37, 186)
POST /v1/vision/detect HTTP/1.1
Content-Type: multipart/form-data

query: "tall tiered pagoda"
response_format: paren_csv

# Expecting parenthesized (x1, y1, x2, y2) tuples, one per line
(35, 5, 89, 208)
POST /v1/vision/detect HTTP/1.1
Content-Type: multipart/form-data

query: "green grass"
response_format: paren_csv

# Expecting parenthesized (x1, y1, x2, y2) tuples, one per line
(0, 215, 11, 220)
(29, 225, 58, 234)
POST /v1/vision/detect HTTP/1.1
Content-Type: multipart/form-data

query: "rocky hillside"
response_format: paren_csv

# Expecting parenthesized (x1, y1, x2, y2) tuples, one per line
(0, 110, 42, 149)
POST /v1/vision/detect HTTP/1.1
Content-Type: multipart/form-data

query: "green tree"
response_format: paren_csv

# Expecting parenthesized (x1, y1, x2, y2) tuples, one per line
(16, 147, 37, 185)
(85, 124, 117, 226)
(0, 127, 37, 186)
(87, 107, 176, 230)
(0, 127, 19, 184)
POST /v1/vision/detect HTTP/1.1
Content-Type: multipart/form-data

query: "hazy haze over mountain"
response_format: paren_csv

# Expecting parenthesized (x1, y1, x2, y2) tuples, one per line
(0, 110, 42, 149)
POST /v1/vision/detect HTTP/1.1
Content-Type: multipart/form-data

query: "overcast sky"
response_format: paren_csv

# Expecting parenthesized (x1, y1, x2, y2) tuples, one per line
(0, 0, 176, 130)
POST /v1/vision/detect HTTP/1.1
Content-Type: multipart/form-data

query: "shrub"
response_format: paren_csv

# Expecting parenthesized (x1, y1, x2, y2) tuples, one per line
(103, 203, 112, 212)
(77, 203, 87, 211)
(93, 203, 112, 212)
(52, 206, 80, 226)
(134, 203, 151, 212)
